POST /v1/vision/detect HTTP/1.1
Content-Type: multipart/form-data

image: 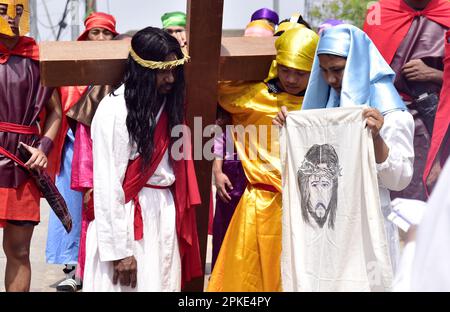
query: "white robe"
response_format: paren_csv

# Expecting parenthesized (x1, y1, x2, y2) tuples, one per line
(280, 107, 414, 292)
(376, 109, 415, 273)
(83, 86, 181, 292)
(394, 158, 450, 291)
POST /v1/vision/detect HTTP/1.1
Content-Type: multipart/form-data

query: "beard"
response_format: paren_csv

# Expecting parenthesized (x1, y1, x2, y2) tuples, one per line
(158, 83, 173, 95)
(308, 202, 330, 228)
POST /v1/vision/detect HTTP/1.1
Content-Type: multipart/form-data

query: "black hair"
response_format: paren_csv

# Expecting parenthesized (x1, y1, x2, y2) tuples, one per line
(123, 26, 185, 166)
(296, 15, 312, 30)
(275, 15, 312, 36)
(114, 33, 132, 41)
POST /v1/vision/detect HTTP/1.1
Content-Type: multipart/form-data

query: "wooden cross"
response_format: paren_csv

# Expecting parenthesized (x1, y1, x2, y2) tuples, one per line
(39, 0, 277, 291)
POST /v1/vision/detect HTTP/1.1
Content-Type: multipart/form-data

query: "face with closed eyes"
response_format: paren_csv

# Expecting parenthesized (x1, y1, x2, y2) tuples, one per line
(156, 53, 178, 95)
(277, 64, 310, 95)
(318, 54, 347, 94)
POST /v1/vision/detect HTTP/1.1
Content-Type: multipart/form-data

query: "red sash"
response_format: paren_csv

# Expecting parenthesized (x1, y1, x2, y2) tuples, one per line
(0, 122, 39, 136)
(0, 36, 39, 64)
(363, 0, 450, 64)
(0, 122, 39, 170)
(121, 112, 172, 241)
(0, 146, 28, 171)
(423, 31, 450, 194)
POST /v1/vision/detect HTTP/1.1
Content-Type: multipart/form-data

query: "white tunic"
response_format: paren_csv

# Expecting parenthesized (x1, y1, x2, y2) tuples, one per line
(83, 85, 181, 292)
(376, 110, 415, 273)
(394, 159, 450, 291)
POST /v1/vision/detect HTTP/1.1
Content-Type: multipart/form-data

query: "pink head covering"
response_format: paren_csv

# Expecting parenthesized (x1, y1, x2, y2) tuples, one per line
(244, 20, 274, 37)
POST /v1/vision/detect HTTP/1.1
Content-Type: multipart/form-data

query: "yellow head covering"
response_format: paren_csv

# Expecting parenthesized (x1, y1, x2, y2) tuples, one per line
(0, 0, 29, 37)
(265, 27, 319, 82)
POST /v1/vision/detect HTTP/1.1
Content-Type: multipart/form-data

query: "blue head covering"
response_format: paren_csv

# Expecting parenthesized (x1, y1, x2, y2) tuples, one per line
(302, 24, 406, 115)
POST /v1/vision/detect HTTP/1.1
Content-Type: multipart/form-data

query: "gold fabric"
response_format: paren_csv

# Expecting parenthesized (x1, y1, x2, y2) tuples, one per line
(265, 27, 319, 82)
(0, 0, 29, 37)
(207, 81, 303, 292)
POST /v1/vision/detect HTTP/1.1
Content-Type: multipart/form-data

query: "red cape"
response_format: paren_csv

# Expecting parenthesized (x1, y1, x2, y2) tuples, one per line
(364, 0, 450, 64)
(423, 31, 450, 193)
(0, 36, 39, 64)
(122, 111, 203, 287)
(49, 86, 89, 176)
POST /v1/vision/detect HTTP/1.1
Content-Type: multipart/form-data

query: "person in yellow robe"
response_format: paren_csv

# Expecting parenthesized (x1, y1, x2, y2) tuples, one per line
(208, 27, 319, 292)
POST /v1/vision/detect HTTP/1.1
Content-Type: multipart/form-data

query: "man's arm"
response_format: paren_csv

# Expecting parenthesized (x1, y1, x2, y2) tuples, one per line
(42, 89, 63, 143)
(22, 89, 62, 170)
(402, 59, 443, 85)
(92, 99, 134, 262)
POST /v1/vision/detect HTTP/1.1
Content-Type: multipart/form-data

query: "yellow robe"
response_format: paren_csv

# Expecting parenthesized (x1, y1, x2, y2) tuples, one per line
(208, 81, 303, 292)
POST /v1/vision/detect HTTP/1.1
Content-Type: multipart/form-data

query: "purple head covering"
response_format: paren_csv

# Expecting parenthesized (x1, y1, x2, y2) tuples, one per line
(251, 8, 279, 25)
(318, 19, 344, 34)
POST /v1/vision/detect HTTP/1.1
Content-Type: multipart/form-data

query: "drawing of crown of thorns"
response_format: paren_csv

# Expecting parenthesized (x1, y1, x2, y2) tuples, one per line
(298, 159, 342, 180)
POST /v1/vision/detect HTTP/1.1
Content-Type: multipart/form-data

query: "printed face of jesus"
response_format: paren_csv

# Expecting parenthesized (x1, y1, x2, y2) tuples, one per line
(307, 164, 333, 227)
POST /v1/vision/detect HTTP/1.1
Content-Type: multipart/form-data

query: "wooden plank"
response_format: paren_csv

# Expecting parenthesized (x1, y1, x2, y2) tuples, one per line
(220, 37, 276, 81)
(182, 0, 224, 292)
(39, 36, 275, 86)
(39, 40, 129, 87)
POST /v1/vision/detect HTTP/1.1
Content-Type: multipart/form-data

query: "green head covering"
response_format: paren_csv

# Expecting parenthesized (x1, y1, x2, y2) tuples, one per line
(161, 11, 186, 28)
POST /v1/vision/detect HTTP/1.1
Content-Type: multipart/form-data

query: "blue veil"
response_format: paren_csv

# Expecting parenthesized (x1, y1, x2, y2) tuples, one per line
(302, 24, 406, 115)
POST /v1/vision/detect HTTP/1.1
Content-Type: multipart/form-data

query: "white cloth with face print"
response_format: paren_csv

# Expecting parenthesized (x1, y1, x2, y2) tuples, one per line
(280, 107, 394, 292)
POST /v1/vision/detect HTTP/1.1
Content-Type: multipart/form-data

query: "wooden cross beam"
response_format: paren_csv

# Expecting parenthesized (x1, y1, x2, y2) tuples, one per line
(183, 0, 224, 292)
(39, 0, 276, 292)
(39, 37, 276, 86)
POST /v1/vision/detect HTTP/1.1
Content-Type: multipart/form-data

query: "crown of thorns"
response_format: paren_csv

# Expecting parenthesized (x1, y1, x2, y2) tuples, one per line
(298, 160, 342, 180)
(130, 47, 190, 70)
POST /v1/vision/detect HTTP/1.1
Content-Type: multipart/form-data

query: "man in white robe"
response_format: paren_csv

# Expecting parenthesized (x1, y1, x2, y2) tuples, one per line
(83, 27, 202, 292)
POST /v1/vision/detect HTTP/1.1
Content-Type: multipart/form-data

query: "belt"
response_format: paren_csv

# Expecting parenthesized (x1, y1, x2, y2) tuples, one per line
(144, 184, 172, 190)
(86, 184, 173, 230)
(252, 183, 278, 193)
(0, 121, 39, 135)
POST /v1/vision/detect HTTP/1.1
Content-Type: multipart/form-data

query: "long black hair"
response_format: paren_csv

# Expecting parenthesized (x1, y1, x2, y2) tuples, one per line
(123, 26, 185, 166)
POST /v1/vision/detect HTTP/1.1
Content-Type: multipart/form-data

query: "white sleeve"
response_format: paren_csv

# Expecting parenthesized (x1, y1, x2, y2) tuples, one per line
(91, 98, 134, 262)
(376, 110, 415, 192)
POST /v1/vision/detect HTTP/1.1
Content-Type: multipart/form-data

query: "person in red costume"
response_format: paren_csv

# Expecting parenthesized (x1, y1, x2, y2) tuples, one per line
(45, 11, 118, 292)
(82, 27, 202, 292)
(423, 31, 450, 194)
(364, 0, 450, 201)
(0, 0, 62, 292)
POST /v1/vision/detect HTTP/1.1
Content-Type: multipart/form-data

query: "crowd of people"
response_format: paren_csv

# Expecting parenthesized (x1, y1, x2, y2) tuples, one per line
(0, 0, 449, 292)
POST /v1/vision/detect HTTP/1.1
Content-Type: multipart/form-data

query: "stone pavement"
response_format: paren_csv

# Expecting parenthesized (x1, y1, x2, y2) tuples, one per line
(0, 200, 213, 292)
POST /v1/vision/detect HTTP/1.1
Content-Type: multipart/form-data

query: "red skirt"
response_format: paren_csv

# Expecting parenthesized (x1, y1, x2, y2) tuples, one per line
(0, 179, 41, 228)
